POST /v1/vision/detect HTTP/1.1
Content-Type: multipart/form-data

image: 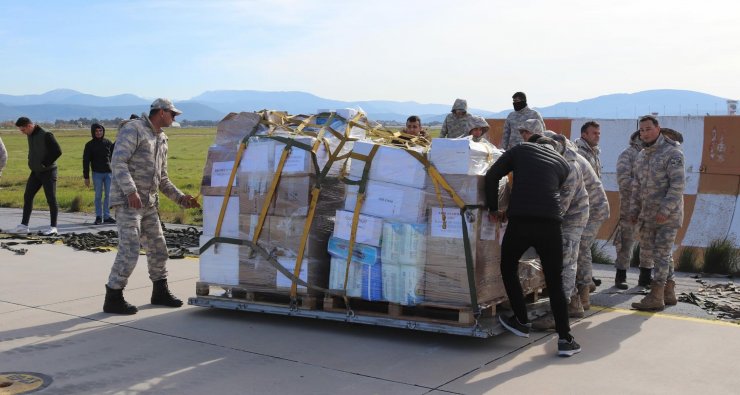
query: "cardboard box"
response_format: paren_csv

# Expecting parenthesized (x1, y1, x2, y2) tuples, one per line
(345, 180, 426, 223)
(199, 235, 239, 285)
(202, 196, 240, 237)
(238, 253, 328, 295)
(424, 208, 506, 306)
(381, 221, 426, 266)
(425, 174, 485, 207)
(238, 174, 313, 217)
(348, 141, 427, 189)
(332, 210, 384, 247)
(382, 263, 424, 305)
(328, 236, 381, 266)
(201, 145, 238, 196)
(213, 112, 261, 147)
(329, 258, 383, 301)
(239, 135, 330, 176)
(239, 214, 331, 259)
(429, 138, 500, 175)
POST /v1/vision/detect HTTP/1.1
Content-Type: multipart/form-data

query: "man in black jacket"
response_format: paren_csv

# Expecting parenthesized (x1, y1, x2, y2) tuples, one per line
(83, 123, 116, 225)
(485, 136, 581, 357)
(13, 117, 62, 236)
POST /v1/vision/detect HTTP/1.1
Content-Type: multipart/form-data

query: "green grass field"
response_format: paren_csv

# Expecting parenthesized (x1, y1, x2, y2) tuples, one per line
(0, 127, 216, 225)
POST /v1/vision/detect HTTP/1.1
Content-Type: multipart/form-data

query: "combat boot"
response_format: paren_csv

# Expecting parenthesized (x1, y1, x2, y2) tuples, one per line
(579, 285, 590, 311)
(615, 269, 629, 290)
(664, 280, 677, 306)
(151, 279, 183, 307)
(631, 282, 665, 311)
(638, 268, 653, 287)
(103, 285, 138, 315)
(568, 295, 584, 318)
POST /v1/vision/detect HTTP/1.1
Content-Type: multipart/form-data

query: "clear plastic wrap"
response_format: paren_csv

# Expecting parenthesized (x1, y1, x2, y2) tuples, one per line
(199, 110, 546, 311)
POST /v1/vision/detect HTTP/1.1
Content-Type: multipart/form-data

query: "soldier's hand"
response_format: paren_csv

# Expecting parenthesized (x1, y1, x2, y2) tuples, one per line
(489, 210, 507, 223)
(84, 179, 90, 188)
(180, 194, 201, 209)
(655, 213, 668, 224)
(127, 192, 143, 209)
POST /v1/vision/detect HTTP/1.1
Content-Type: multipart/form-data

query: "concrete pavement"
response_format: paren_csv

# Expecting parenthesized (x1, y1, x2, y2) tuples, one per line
(1, 208, 738, 394)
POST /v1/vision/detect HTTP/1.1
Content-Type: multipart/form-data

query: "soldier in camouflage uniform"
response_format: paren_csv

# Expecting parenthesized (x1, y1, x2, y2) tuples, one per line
(574, 147, 609, 310)
(575, 121, 602, 178)
(614, 131, 648, 289)
(530, 132, 590, 330)
(440, 99, 473, 138)
(502, 92, 545, 150)
(103, 98, 200, 315)
(630, 116, 685, 311)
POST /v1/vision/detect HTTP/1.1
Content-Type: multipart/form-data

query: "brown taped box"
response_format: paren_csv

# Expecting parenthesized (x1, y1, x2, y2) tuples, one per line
(237, 174, 345, 218)
(201, 145, 238, 196)
(237, 213, 331, 296)
(213, 112, 261, 147)
(425, 174, 485, 207)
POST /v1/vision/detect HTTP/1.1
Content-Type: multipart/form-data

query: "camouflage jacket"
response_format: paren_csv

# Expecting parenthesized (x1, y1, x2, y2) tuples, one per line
(110, 116, 185, 208)
(616, 132, 642, 219)
(630, 134, 685, 228)
(502, 107, 544, 150)
(575, 138, 602, 178)
(560, 146, 590, 230)
(440, 113, 473, 138)
(574, 150, 609, 223)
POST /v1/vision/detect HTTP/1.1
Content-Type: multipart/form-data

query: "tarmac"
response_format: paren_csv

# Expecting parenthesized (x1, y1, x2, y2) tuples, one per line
(0, 207, 738, 395)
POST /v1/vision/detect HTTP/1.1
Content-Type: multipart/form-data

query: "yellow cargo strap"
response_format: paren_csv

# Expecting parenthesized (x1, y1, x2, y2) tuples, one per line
(214, 141, 246, 241)
(252, 146, 290, 244)
(291, 186, 321, 298)
(341, 145, 380, 306)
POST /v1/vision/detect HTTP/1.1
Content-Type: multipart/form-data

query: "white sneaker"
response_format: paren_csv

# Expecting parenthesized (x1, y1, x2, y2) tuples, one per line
(39, 226, 58, 236)
(12, 224, 30, 234)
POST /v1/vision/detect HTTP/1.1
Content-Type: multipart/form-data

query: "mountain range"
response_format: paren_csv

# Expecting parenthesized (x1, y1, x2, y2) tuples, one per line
(0, 88, 734, 123)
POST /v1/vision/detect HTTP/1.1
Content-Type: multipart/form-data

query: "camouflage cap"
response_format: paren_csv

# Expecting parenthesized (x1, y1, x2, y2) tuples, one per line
(518, 118, 543, 134)
(467, 115, 490, 133)
(150, 98, 182, 115)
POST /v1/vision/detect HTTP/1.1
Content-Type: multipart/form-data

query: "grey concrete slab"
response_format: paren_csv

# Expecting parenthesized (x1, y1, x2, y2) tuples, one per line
(439, 308, 740, 395)
(0, 308, 429, 395)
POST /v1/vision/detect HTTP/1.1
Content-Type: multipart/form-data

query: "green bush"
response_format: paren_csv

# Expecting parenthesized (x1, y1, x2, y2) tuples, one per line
(591, 241, 614, 265)
(677, 246, 701, 273)
(702, 238, 740, 275)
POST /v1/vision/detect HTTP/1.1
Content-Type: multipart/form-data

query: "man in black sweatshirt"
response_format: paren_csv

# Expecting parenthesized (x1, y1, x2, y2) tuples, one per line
(83, 123, 116, 225)
(13, 117, 62, 236)
(485, 134, 581, 357)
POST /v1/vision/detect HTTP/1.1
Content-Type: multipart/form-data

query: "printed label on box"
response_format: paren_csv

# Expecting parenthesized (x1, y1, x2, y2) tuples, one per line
(430, 208, 475, 239)
(276, 145, 308, 174)
(211, 161, 237, 187)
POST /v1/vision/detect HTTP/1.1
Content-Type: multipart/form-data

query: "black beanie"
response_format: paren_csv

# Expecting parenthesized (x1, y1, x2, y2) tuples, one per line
(512, 92, 527, 102)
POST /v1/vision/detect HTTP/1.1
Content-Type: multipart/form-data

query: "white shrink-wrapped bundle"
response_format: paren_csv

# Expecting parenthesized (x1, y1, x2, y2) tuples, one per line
(382, 263, 423, 305)
(344, 180, 426, 223)
(199, 235, 239, 285)
(429, 137, 502, 175)
(380, 221, 427, 266)
(349, 141, 426, 189)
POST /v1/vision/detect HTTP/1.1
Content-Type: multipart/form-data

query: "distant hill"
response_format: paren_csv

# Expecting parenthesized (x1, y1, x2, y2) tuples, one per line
(0, 88, 733, 123)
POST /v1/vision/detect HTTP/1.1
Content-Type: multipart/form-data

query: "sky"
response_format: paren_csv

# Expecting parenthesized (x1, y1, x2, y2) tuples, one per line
(1, 0, 738, 112)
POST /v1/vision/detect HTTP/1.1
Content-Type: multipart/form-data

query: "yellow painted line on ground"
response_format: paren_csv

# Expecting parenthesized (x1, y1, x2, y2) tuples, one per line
(593, 305, 740, 327)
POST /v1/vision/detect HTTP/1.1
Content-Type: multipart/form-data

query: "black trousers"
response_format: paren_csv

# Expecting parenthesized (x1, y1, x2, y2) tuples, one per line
(22, 168, 58, 227)
(501, 217, 571, 339)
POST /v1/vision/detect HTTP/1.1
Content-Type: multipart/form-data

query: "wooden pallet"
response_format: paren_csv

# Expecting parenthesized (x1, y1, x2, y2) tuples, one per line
(195, 282, 318, 309)
(322, 295, 491, 326)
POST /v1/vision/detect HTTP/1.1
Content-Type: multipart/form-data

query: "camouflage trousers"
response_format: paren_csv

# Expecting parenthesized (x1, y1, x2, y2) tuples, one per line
(107, 206, 169, 289)
(613, 218, 652, 270)
(639, 225, 677, 285)
(577, 219, 604, 287)
(562, 225, 585, 300)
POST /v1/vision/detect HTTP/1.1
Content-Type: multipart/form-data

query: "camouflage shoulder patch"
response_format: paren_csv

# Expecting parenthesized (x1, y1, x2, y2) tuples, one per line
(669, 155, 683, 168)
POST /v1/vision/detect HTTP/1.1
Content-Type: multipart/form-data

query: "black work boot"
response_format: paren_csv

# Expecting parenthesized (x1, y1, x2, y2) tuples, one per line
(103, 285, 138, 315)
(151, 279, 183, 307)
(615, 269, 629, 290)
(638, 268, 653, 288)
